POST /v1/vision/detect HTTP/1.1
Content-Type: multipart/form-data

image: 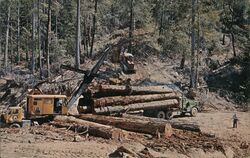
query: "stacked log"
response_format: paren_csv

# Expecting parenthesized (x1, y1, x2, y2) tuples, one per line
(92, 85, 174, 98)
(49, 85, 201, 140)
(94, 99, 179, 114)
(93, 93, 179, 108)
(79, 84, 180, 115)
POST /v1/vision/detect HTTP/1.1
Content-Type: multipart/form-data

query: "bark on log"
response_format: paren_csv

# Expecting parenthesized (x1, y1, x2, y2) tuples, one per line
(92, 85, 173, 98)
(53, 115, 128, 140)
(93, 93, 179, 108)
(122, 114, 201, 132)
(77, 114, 172, 136)
(94, 99, 179, 114)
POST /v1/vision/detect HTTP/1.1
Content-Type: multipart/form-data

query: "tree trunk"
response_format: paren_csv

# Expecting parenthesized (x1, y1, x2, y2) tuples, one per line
(92, 93, 178, 108)
(37, 0, 42, 79)
(46, 0, 51, 79)
(231, 33, 236, 57)
(110, 4, 115, 31)
(190, 0, 196, 88)
(4, 6, 10, 72)
(17, 0, 20, 65)
(75, 0, 81, 68)
(32, 2, 36, 74)
(83, 15, 89, 57)
(92, 85, 173, 98)
(55, 15, 58, 39)
(195, 0, 200, 88)
(122, 114, 201, 132)
(10, 24, 13, 72)
(77, 114, 173, 136)
(222, 34, 225, 45)
(180, 53, 186, 69)
(158, 0, 165, 35)
(52, 116, 129, 140)
(0, 32, 1, 68)
(90, 0, 98, 58)
(26, 38, 29, 62)
(94, 99, 179, 115)
(88, 15, 92, 47)
(129, 0, 134, 54)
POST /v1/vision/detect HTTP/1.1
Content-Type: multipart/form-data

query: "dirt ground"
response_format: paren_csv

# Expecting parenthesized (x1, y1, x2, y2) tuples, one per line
(0, 111, 249, 158)
(0, 54, 249, 157)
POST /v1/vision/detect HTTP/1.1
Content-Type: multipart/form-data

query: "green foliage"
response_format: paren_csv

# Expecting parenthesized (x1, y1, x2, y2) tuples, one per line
(0, 0, 249, 104)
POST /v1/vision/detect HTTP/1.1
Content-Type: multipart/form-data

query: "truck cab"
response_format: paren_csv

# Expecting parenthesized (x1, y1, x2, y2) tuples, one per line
(180, 97, 199, 117)
(143, 93, 199, 120)
(0, 107, 24, 127)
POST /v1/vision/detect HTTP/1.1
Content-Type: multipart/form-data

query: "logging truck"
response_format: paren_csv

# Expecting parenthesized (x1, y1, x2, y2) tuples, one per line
(143, 96, 199, 120)
(75, 84, 200, 120)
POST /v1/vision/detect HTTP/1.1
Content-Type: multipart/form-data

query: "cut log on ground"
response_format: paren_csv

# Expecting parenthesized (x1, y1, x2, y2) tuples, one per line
(93, 93, 179, 108)
(122, 114, 201, 132)
(77, 114, 172, 137)
(94, 99, 179, 114)
(92, 85, 173, 98)
(52, 115, 128, 140)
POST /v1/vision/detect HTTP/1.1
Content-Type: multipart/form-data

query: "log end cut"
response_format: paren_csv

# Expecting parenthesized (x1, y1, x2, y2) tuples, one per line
(164, 124, 173, 138)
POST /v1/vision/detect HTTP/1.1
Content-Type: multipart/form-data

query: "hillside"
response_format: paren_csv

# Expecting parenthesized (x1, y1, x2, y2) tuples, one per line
(0, 0, 249, 157)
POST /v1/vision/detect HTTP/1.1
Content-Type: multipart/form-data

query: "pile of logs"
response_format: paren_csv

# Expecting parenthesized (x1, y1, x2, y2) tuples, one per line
(49, 84, 201, 140)
(80, 84, 180, 115)
(51, 114, 200, 140)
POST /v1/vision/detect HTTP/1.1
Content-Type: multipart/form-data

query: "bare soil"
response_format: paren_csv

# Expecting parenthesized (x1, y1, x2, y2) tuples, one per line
(0, 111, 249, 158)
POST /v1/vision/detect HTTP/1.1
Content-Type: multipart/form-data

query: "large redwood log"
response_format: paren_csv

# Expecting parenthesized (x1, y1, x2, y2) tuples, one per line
(94, 99, 179, 114)
(52, 115, 128, 139)
(91, 85, 173, 98)
(93, 93, 179, 108)
(77, 114, 173, 136)
(122, 114, 201, 132)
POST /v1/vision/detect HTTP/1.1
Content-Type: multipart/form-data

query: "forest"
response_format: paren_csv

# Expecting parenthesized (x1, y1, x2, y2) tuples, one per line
(0, 0, 249, 103)
(0, 0, 250, 157)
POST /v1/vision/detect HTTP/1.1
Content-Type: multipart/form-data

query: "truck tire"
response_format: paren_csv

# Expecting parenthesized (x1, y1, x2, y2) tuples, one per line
(10, 123, 21, 128)
(190, 107, 198, 117)
(156, 111, 166, 119)
(165, 111, 173, 120)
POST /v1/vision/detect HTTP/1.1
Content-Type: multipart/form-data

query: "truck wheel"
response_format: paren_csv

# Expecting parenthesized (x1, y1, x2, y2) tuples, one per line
(165, 111, 173, 120)
(156, 111, 166, 119)
(190, 107, 198, 117)
(10, 123, 21, 128)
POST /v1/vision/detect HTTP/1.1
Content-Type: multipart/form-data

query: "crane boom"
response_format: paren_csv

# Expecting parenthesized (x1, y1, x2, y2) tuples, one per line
(66, 46, 111, 109)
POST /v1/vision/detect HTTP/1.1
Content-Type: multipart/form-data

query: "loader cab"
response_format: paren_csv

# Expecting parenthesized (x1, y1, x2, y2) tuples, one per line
(120, 52, 135, 73)
(1, 107, 24, 124)
(27, 94, 68, 118)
